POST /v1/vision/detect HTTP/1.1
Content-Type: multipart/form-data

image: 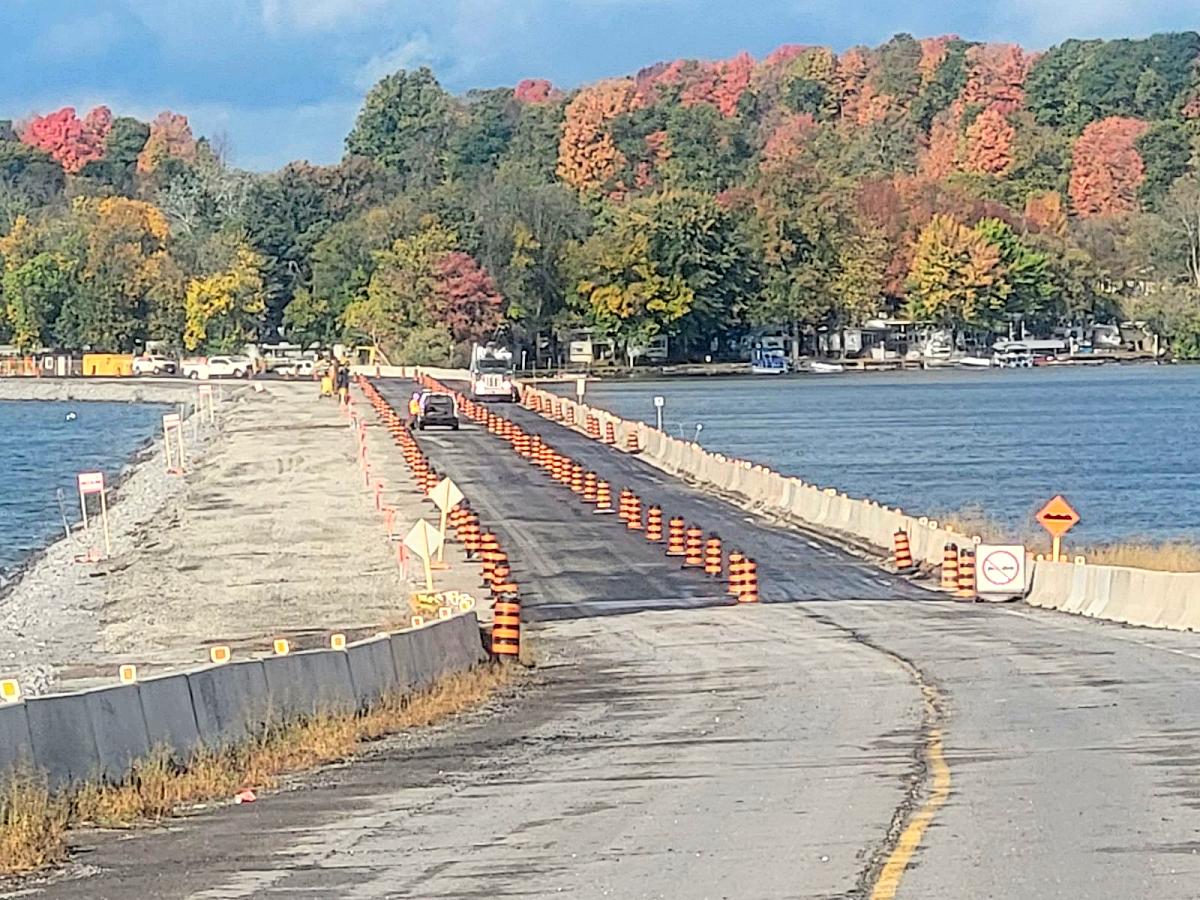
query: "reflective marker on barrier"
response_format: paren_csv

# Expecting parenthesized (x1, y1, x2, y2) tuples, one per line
(119, 664, 138, 685)
(411, 615, 425, 628)
(209, 645, 231, 665)
(273, 639, 291, 656)
(330, 633, 347, 650)
(438, 607, 452, 619)
(0, 679, 20, 703)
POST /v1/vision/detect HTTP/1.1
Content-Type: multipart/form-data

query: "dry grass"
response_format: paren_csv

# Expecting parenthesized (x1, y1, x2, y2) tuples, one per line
(1075, 542, 1200, 573)
(936, 504, 1200, 573)
(0, 773, 68, 873)
(1, 663, 515, 875)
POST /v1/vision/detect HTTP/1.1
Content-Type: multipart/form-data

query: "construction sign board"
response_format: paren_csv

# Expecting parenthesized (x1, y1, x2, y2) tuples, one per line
(1035, 495, 1080, 538)
(976, 545, 1027, 597)
(428, 478, 464, 513)
(403, 519, 444, 591)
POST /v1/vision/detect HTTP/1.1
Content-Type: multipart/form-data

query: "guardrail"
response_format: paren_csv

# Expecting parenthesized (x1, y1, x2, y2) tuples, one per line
(0, 613, 486, 790)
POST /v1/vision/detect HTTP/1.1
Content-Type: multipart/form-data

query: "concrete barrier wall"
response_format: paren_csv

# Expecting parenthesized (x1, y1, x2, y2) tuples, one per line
(1026, 560, 1200, 632)
(0, 612, 486, 790)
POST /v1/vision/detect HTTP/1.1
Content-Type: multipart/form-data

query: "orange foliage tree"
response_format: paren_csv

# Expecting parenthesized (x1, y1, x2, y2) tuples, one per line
(963, 105, 1015, 175)
(760, 113, 818, 172)
(920, 110, 962, 179)
(1024, 191, 1067, 236)
(137, 112, 198, 174)
(556, 80, 640, 194)
(1068, 116, 1150, 217)
(963, 44, 1034, 114)
(918, 36, 956, 85)
(20, 106, 112, 173)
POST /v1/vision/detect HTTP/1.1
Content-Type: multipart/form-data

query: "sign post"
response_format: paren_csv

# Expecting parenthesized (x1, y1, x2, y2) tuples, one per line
(162, 412, 185, 473)
(1035, 494, 1080, 562)
(427, 477, 464, 565)
(198, 384, 215, 425)
(653, 395, 665, 432)
(77, 471, 111, 557)
(403, 520, 444, 592)
(575, 376, 586, 405)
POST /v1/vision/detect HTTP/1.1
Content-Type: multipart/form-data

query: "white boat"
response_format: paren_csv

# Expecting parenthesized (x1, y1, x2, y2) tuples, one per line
(994, 342, 1034, 368)
(960, 355, 994, 368)
(750, 347, 789, 375)
(809, 361, 845, 374)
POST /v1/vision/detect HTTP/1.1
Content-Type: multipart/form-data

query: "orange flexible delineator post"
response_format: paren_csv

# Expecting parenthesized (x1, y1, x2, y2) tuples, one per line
(738, 559, 760, 604)
(645, 506, 664, 542)
(682, 526, 704, 568)
(704, 535, 722, 577)
(727, 552, 746, 595)
(594, 481, 616, 514)
(626, 495, 643, 531)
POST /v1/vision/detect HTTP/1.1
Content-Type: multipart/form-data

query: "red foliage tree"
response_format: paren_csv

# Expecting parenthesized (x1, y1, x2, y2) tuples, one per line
(963, 44, 1034, 114)
(764, 44, 809, 68)
(514, 79, 557, 103)
(963, 105, 1015, 175)
(760, 113, 817, 172)
(429, 252, 503, 344)
(919, 109, 962, 179)
(1068, 116, 1150, 217)
(837, 48, 891, 126)
(20, 105, 112, 173)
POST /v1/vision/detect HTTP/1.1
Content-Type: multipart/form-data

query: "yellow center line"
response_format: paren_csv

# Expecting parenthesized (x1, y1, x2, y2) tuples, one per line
(869, 722, 952, 900)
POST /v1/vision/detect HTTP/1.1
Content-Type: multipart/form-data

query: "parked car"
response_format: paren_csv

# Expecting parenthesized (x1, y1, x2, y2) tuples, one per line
(185, 355, 253, 379)
(275, 358, 316, 377)
(132, 354, 177, 376)
(418, 392, 460, 430)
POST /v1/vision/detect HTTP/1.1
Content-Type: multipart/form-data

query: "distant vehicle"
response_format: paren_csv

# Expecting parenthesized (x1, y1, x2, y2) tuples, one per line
(184, 355, 252, 379)
(419, 392, 460, 430)
(132, 354, 177, 376)
(469, 343, 517, 401)
(750, 345, 789, 375)
(275, 358, 315, 377)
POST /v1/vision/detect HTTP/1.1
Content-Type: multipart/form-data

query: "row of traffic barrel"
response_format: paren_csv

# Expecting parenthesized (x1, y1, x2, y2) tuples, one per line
(411, 373, 761, 604)
(354, 378, 522, 658)
(893, 530, 978, 599)
(524, 391, 639, 452)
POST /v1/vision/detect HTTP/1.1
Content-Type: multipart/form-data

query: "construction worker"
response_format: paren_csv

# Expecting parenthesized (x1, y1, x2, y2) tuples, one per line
(407, 391, 421, 428)
(336, 360, 350, 403)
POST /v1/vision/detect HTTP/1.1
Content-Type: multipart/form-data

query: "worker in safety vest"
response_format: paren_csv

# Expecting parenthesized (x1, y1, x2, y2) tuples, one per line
(407, 392, 421, 427)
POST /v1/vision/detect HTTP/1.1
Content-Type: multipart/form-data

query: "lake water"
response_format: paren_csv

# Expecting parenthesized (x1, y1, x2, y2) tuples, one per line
(0, 401, 167, 575)
(557, 366, 1200, 544)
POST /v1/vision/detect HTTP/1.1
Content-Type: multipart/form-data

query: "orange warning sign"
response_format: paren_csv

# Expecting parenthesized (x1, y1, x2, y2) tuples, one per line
(1036, 495, 1080, 538)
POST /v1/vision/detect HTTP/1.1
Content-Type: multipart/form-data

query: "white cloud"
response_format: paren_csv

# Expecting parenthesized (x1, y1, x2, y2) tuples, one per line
(35, 13, 121, 61)
(353, 31, 441, 89)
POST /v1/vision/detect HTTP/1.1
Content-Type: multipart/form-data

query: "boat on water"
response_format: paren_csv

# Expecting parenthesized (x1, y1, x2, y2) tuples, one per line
(750, 346, 790, 375)
(808, 361, 846, 374)
(960, 355, 995, 368)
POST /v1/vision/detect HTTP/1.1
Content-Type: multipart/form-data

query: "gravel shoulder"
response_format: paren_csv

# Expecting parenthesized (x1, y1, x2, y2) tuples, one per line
(0, 381, 478, 694)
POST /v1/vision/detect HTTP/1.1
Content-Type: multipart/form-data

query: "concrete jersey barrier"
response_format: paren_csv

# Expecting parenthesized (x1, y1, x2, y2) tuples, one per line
(0, 612, 487, 791)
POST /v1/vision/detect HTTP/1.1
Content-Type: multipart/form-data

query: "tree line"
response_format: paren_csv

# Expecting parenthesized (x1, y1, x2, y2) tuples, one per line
(2, 31, 1200, 362)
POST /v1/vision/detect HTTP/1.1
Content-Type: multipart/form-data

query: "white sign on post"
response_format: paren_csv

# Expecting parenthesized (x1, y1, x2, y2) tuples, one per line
(162, 412, 185, 473)
(428, 477, 464, 564)
(76, 471, 111, 557)
(403, 519, 444, 591)
(975, 544, 1027, 599)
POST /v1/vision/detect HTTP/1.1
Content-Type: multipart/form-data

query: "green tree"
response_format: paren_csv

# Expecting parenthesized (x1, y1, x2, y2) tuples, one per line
(1137, 121, 1192, 209)
(3, 252, 74, 349)
(906, 214, 1007, 330)
(345, 67, 456, 188)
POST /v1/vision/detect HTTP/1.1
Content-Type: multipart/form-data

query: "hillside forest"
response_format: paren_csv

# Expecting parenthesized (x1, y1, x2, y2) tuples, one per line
(3, 32, 1200, 362)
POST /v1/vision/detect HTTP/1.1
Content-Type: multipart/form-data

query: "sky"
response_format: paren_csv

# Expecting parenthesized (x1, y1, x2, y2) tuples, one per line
(0, 0, 1195, 172)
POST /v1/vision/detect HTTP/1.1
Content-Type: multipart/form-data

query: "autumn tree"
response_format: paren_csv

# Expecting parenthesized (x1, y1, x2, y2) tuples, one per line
(20, 106, 112, 173)
(556, 79, 640, 195)
(137, 112, 197, 174)
(963, 106, 1015, 175)
(1069, 116, 1149, 217)
(429, 251, 503, 344)
(183, 244, 268, 351)
(906, 214, 1005, 329)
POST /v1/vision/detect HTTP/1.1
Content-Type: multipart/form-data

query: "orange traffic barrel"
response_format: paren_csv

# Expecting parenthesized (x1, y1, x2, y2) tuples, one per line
(626, 429, 640, 453)
(957, 547, 978, 600)
(738, 559, 760, 604)
(666, 517, 686, 556)
(645, 506, 664, 542)
(682, 526, 704, 568)
(491, 600, 520, 657)
(587, 416, 601, 439)
(490, 564, 519, 598)
(893, 530, 916, 573)
(479, 533, 501, 583)
(626, 495, 643, 531)
(704, 535, 723, 577)
(727, 552, 746, 595)
(583, 472, 598, 503)
(618, 488, 633, 522)
(603, 421, 616, 445)
(570, 464, 585, 494)
(941, 543, 960, 591)
(463, 517, 481, 556)
(594, 481, 615, 514)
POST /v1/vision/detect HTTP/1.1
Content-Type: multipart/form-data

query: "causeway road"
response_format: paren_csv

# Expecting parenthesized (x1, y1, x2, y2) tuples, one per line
(22, 379, 1200, 899)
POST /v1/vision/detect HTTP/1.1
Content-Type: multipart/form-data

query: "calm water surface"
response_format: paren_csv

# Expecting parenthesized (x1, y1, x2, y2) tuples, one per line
(0, 401, 166, 574)
(563, 366, 1200, 543)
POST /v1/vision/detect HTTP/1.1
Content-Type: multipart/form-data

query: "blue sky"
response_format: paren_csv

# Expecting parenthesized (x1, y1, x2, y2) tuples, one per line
(0, 0, 1194, 171)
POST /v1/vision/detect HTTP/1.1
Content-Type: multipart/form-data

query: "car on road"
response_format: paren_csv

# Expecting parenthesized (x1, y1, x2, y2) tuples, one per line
(132, 354, 177, 376)
(418, 392, 460, 430)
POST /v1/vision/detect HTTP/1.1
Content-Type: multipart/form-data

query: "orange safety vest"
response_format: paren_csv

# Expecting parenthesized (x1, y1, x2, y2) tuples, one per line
(408, 398, 421, 416)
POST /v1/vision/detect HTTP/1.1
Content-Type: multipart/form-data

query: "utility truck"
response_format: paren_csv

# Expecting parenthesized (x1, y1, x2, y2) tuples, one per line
(469, 343, 518, 401)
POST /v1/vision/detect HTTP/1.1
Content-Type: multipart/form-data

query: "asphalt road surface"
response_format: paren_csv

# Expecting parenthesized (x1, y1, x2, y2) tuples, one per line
(19, 379, 1200, 899)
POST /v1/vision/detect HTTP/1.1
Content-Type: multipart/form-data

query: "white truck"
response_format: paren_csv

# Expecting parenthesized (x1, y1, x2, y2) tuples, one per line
(469, 344, 517, 401)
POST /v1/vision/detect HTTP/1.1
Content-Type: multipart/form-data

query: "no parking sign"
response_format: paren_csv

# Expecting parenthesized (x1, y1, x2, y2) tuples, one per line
(975, 544, 1027, 598)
